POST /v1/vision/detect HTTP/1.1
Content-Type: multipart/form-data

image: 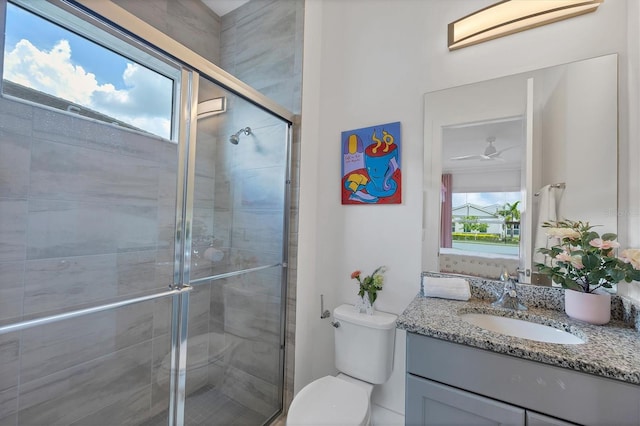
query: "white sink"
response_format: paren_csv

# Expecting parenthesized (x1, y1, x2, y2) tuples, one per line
(460, 313, 585, 345)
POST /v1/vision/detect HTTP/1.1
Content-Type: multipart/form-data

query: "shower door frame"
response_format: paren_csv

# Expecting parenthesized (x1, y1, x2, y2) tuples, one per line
(0, 0, 295, 424)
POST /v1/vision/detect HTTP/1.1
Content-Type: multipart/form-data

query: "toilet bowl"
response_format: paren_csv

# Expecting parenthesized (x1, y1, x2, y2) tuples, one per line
(287, 304, 397, 426)
(286, 374, 372, 425)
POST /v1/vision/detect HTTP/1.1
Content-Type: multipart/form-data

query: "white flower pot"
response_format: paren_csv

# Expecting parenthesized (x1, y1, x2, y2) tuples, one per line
(564, 289, 611, 325)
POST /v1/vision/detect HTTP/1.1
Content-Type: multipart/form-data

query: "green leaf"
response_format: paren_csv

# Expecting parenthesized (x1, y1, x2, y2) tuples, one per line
(582, 254, 600, 270)
(609, 269, 626, 283)
(562, 278, 584, 292)
(601, 233, 617, 241)
(583, 231, 599, 243)
(368, 290, 377, 304)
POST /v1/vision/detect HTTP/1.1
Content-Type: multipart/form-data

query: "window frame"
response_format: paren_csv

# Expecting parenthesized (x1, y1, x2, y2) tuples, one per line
(1, 0, 182, 142)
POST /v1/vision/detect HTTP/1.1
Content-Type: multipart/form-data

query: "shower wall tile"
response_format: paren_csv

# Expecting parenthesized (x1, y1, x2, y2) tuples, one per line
(0, 98, 33, 137)
(69, 385, 152, 426)
(223, 279, 281, 341)
(194, 132, 218, 179)
(150, 334, 171, 417)
(193, 175, 215, 208)
(20, 302, 153, 383)
(188, 284, 211, 338)
(26, 199, 158, 260)
(232, 210, 284, 251)
(213, 178, 232, 211)
(0, 387, 17, 426)
(0, 261, 24, 321)
(157, 169, 178, 207)
(0, 334, 19, 393)
(156, 139, 179, 170)
(18, 340, 152, 426)
(117, 250, 158, 295)
(29, 138, 160, 206)
(233, 1, 299, 109)
(32, 108, 158, 162)
(24, 254, 118, 315)
(155, 251, 174, 289)
(157, 205, 176, 254)
(113, 0, 221, 65)
(209, 281, 225, 333)
(153, 297, 172, 338)
(227, 336, 280, 384)
(0, 129, 30, 198)
(0, 199, 27, 262)
(221, 363, 279, 418)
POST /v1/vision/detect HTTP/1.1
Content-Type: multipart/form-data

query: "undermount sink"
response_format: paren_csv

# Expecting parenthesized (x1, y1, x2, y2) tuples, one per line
(460, 313, 585, 345)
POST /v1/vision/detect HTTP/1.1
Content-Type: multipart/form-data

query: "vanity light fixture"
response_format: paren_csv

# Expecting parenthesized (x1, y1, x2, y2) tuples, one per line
(197, 96, 226, 119)
(448, 0, 603, 51)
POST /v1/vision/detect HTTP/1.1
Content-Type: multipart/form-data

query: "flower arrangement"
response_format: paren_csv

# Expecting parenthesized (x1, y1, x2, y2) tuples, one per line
(536, 219, 640, 293)
(351, 266, 386, 304)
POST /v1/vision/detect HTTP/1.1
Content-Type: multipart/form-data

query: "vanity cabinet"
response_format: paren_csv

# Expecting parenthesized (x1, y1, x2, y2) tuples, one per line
(406, 332, 640, 425)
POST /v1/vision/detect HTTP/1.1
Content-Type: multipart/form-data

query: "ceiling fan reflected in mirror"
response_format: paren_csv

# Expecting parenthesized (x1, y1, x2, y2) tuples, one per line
(450, 136, 516, 161)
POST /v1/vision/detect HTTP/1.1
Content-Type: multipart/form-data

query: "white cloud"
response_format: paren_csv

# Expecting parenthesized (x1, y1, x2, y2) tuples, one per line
(4, 38, 172, 139)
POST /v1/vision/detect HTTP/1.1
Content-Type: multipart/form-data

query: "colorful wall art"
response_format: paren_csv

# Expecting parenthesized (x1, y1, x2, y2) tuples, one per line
(341, 121, 401, 204)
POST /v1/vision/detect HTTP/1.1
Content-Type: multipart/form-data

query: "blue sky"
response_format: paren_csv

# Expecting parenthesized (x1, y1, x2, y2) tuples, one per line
(452, 192, 521, 209)
(3, 2, 173, 139)
(5, 4, 130, 87)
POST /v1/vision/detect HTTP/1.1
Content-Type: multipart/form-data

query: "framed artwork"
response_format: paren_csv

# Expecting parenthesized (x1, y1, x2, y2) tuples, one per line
(341, 121, 401, 204)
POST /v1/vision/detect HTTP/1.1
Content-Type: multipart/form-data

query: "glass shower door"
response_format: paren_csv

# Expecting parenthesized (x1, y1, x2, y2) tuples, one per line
(182, 75, 290, 425)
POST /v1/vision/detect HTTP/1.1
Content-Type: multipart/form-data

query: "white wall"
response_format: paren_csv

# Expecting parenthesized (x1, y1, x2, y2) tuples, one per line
(298, 0, 639, 418)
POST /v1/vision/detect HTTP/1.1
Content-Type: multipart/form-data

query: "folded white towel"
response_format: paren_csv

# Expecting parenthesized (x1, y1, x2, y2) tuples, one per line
(422, 277, 471, 301)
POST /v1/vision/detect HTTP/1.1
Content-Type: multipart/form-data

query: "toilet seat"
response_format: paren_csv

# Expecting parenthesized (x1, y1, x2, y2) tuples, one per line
(287, 376, 370, 425)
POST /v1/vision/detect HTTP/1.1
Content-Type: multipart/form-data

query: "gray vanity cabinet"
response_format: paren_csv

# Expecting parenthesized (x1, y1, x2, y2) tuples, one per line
(406, 332, 640, 425)
(526, 412, 577, 426)
(406, 374, 526, 425)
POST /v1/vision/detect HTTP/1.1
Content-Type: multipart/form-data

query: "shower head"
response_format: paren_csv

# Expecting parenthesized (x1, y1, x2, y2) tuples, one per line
(229, 127, 251, 144)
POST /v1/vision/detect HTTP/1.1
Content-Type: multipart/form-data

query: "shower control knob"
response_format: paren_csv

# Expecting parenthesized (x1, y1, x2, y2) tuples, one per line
(330, 320, 340, 328)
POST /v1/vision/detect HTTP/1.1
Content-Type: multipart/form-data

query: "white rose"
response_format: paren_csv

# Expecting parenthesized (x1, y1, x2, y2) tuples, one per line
(621, 249, 640, 270)
(546, 227, 581, 240)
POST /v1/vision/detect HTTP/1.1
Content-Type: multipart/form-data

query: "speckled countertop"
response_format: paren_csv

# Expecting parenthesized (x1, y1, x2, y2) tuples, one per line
(397, 273, 640, 385)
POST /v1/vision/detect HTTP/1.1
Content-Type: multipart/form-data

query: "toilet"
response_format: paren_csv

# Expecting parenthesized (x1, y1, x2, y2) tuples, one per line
(287, 304, 397, 425)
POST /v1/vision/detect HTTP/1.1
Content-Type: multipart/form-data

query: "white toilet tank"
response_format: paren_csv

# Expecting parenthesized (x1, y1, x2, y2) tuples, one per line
(333, 304, 397, 384)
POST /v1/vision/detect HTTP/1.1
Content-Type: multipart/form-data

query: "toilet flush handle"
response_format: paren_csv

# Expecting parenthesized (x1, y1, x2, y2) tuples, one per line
(330, 320, 340, 328)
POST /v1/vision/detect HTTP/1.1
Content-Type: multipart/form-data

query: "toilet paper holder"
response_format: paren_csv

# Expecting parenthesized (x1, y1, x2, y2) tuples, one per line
(320, 294, 330, 319)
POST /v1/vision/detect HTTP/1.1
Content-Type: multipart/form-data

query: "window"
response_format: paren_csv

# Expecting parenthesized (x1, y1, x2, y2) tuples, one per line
(449, 191, 521, 256)
(2, 1, 178, 140)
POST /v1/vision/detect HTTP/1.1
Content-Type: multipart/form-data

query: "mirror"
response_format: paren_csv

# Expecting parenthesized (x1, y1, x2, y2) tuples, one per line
(422, 54, 618, 285)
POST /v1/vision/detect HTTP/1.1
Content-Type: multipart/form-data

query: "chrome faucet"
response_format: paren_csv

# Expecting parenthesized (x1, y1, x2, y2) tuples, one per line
(492, 269, 527, 311)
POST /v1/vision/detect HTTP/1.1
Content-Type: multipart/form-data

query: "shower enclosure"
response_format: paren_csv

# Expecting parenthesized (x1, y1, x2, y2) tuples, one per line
(0, 1, 293, 425)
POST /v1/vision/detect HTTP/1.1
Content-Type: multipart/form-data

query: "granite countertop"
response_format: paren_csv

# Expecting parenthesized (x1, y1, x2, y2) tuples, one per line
(397, 293, 640, 385)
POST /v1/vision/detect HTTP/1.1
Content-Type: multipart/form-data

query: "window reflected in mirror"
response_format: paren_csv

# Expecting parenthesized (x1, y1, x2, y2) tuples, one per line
(441, 189, 521, 257)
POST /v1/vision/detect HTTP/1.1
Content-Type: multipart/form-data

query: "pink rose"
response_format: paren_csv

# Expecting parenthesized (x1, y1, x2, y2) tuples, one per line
(589, 238, 620, 250)
(555, 251, 584, 269)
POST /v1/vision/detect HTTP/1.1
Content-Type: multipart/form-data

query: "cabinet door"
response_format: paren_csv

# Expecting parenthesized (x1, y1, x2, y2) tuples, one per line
(406, 374, 525, 425)
(526, 411, 578, 426)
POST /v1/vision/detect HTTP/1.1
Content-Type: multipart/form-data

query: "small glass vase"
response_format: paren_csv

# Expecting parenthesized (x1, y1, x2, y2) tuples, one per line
(355, 293, 375, 315)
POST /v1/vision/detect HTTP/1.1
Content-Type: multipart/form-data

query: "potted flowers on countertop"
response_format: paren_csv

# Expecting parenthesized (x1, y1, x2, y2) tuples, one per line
(351, 266, 386, 315)
(536, 219, 640, 324)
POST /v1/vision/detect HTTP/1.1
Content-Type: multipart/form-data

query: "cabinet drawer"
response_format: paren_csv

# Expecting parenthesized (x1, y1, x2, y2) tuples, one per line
(406, 374, 525, 425)
(407, 333, 640, 425)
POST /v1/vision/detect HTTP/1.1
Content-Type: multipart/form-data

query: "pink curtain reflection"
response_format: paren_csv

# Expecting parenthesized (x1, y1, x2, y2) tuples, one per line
(441, 174, 453, 248)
